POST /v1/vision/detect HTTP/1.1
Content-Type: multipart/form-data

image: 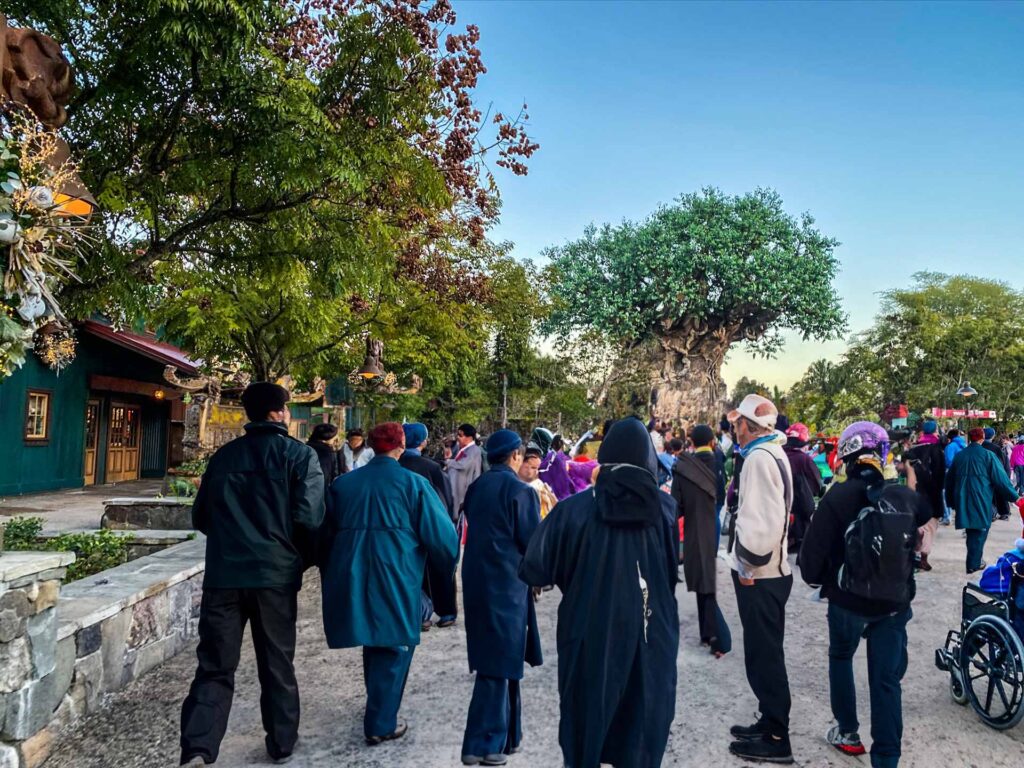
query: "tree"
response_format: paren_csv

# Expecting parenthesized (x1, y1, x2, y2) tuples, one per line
(728, 377, 770, 407)
(9, 0, 536, 323)
(543, 188, 845, 424)
(787, 354, 880, 435)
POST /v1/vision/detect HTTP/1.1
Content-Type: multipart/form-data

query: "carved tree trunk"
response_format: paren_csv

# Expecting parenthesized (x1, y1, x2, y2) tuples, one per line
(649, 331, 730, 427)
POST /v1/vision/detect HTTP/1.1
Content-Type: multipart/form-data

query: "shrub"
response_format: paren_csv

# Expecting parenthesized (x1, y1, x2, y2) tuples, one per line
(1, 516, 130, 582)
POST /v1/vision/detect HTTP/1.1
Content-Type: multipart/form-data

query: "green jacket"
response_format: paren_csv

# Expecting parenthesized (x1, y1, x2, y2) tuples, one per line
(945, 442, 1018, 531)
(193, 421, 325, 588)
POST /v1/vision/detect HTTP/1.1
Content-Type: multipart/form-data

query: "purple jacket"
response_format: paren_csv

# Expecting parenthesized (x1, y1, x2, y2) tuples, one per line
(567, 459, 599, 494)
(540, 451, 574, 501)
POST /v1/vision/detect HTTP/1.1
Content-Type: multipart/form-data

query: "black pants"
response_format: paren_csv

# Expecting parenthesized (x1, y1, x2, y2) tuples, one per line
(180, 586, 299, 764)
(696, 592, 732, 655)
(733, 572, 792, 736)
(423, 559, 458, 620)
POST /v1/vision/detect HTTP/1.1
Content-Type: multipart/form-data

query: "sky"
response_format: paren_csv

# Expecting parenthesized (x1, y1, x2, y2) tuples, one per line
(459, 0, 1024, 389)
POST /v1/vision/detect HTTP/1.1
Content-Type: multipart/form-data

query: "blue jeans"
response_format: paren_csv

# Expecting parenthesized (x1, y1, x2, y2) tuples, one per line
(1014, 466, 1024, 494)
(828, 603, 911, 768)
(965, 528, 989, 573)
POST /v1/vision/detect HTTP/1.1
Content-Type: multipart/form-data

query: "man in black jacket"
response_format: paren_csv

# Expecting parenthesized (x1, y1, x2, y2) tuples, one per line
(400, 422, 459, 628)
(180, 382, 325, 767)
(904, 421, 945, 571)
(799, 421, 930, 768)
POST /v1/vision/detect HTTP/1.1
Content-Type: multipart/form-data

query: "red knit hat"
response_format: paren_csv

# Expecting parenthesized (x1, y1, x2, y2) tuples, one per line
(369, 422, 405, 452)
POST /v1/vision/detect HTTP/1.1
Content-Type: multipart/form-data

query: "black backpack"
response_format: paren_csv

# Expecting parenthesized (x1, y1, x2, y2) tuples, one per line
(837, 488, 917, 604)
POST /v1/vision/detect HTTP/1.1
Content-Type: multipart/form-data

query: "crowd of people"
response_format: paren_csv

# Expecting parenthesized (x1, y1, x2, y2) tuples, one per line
(177, 381, 1024, 768)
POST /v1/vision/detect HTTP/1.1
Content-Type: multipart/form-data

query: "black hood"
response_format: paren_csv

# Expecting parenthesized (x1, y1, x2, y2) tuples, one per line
(595, 418, 662, 527)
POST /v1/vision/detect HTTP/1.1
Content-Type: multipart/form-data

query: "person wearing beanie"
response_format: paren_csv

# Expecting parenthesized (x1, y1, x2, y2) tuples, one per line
(782, 423, 823, 554)
(904, 422, 947, 571)
(981, 426, 1013, 520)
(321, 422, 458, 746)
(399, 423, 459, 629)
(447, 423, 483, 516)
(343, 427, 375, 472)
(460, 429, 543, 765)
(945, 426, 1024, 573)
(941, 429, 968, 525)
(672, 424, 731, 658)
(181, 382, 325, 766)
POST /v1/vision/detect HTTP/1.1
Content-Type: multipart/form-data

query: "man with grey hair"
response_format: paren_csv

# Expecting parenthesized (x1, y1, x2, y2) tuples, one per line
(724, 394, 795, 765)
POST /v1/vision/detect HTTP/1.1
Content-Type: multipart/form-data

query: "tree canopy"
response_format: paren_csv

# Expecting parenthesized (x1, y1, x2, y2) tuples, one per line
(543, 187, 845, 423)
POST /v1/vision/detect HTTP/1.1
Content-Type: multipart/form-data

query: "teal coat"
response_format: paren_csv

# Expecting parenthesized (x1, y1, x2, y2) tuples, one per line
(945, 443, 1019, 531)
(321, 455, 459, 648)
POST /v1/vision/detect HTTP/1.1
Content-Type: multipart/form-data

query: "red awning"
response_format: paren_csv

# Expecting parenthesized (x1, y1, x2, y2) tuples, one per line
(81, 320, 201, 376)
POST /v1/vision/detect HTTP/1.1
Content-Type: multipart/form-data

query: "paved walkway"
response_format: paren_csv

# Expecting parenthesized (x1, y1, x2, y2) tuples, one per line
(0, 479, 164, 532)
(44, 518, 1024, 768)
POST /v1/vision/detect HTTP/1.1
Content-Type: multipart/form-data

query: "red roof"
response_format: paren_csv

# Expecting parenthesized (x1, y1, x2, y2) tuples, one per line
(81, 320, 201, 375)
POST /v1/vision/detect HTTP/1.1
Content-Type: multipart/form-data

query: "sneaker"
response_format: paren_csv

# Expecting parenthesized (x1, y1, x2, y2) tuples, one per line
(826, 725, 866, 756)
(366, 720, 408, 746)
(730, 718, 771, 741)
(270, 755, 292, 765)
(181, 758, 208, 768)
(729, 734, 794, 764)
(968, 561, 988, 575)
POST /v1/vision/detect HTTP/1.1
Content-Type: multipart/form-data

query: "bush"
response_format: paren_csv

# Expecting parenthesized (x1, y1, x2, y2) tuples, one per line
(1, 516, 43, 549)
(174, 458, 208, 477)
(1, 516, 130, 582)
(166, 477, 198, 499)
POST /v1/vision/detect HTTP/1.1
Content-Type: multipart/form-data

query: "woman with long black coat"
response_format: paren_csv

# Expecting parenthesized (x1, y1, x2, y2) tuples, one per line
(672, 424, 731, 657)
(520, 417, 679, 768)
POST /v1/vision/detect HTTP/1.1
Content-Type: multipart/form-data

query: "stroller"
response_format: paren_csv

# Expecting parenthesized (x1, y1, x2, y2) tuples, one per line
(935, 562, 1024, 730)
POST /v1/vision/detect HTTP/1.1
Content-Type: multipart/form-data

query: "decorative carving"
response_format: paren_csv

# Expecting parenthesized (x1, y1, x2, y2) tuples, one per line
(1, 18, 73, 129)
(163, 365, 222, 399)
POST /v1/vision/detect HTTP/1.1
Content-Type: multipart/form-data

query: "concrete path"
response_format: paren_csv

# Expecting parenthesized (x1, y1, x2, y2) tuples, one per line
(44, 517, 1024, 768)
(0, 479, 164, 532)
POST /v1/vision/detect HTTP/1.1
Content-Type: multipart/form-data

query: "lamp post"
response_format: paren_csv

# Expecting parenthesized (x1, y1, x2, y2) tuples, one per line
(957, 381, 978, 430)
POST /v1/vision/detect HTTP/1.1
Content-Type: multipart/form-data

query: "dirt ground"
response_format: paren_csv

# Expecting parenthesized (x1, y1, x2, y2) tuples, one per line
(44, 517, 1024, 768)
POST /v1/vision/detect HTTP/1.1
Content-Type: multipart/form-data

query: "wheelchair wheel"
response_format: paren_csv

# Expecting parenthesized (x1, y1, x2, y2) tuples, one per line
(960, 615, 1024, 730)
(950, 666, 969, 706)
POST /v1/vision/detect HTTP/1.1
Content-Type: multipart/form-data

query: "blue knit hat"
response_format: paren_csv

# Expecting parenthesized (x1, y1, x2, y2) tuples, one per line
(403, 422, 428, 449)
(984, 427, 996, 440)
(485, 429, 522, 462)
(921, 420, 937, 435)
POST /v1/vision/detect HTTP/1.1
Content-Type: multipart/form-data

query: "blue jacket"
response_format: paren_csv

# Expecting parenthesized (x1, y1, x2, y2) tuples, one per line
(945, 443, 1019, 531)
(321, 455, 459, 648)
(945, 436, 967, 468)
(462, 463, 542, 680)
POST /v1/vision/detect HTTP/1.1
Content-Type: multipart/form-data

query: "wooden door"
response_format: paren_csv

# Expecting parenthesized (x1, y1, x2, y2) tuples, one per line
(83, 400, 99, 485)
(106, 403, 141, 483)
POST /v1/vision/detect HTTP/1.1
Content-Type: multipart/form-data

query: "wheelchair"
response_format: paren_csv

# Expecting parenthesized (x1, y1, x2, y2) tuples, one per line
(935, 567, 1024, 730)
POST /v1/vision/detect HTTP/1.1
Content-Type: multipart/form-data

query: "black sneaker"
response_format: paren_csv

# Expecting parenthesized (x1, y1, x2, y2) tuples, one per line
(729, 734, 794, 764)
(730, 718, 771, 741)
(967, 561, 988, 575)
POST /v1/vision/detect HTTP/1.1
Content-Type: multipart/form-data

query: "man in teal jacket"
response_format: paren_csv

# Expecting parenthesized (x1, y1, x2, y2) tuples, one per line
(945, 427, 1023, 573)
(181, 382, 325, 767)
(321, 422, 459, 745)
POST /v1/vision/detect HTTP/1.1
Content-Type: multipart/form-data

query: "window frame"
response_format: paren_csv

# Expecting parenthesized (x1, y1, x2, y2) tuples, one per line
(24, 389, 53, 445)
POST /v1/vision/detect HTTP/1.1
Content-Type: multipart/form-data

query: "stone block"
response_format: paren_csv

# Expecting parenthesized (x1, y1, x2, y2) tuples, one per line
(0, 743, 18, 768)
(0, 591, 30, 623)
(0, 608, 26, 645)
(0, 637, 31, 693)
(19, 726, 53, 768)
(75, 624, 101, 658)
(1, 636, 74, 740)
(69, 651, 103, 715)
(101, 500, 193, 531)
(131, 633, 181, 680)
(99, 610, 131, 692)
(27, 582, 59, 616)
(26, 610, 56, 679)
(127, 593, 170, 650)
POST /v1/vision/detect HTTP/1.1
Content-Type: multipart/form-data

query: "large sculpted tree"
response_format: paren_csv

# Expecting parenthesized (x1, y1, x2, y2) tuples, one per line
(544, 188, 845, 424)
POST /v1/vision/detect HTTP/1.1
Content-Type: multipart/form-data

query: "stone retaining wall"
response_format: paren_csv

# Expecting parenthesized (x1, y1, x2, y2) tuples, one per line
(100, 498, 194, 531)
(0, 539, 206, 767)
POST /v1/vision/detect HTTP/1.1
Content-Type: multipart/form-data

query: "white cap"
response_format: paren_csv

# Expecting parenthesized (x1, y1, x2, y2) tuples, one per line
(727, 394, 778, 430)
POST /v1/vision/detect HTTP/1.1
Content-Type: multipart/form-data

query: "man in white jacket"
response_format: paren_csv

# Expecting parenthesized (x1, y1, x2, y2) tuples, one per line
(725, 394, 795, 765)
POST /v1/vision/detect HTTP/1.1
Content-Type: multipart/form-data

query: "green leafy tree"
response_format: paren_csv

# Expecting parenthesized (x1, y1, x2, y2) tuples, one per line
(787, 354, 880, 435)
(728, 376, 770, 407)
(544, 188, 845, 424)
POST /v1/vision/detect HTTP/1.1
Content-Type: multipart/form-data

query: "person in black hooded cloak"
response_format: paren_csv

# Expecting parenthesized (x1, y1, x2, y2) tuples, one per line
(520, 417, 679, 768)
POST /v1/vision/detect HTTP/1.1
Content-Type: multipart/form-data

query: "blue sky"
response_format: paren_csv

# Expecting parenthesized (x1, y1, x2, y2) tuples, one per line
(462, 0, 1024, 388)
